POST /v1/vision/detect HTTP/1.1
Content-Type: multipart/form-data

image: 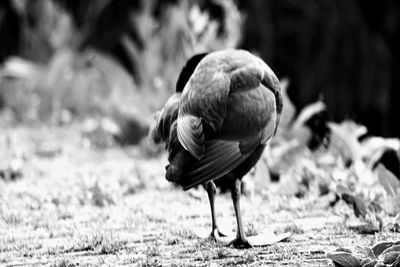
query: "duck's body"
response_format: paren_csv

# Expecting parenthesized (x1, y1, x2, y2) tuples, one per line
(150, 49, 282, 248)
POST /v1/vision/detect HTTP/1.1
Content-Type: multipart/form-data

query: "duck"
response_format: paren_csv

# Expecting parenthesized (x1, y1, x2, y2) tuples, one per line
(150, 49, 282, 248)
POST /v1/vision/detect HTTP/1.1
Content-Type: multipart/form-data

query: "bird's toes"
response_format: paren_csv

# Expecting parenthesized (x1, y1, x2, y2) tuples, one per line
(207, 228, 228, 243)
(215, 229, 228, 238)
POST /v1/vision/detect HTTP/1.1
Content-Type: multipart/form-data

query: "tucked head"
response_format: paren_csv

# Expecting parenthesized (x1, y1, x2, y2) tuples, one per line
(176, 53, 208, 93)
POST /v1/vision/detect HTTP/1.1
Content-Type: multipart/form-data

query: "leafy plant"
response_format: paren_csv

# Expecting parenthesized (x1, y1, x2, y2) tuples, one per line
(327, 241, 400, 267)
(261, 79, 400, 234)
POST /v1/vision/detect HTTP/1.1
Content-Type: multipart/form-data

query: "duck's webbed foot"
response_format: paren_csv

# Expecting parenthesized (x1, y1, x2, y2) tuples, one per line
(228, 236, 253, 249)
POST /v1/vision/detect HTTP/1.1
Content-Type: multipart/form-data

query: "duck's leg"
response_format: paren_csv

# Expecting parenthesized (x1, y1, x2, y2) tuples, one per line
(204, 181, 228, 241)
(228, 179, 253, 248)
(227, 178, 291, 248)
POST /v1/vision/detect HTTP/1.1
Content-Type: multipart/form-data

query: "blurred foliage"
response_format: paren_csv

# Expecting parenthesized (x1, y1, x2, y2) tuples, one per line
(0, 0, 241, 144)
(261, 80, 400, 234)
(1, 0, 400, 138)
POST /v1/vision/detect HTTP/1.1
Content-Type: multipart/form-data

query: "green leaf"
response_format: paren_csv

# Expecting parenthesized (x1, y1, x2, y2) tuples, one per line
(336, 248, 354, 254)
(340, 193, 369, 218)
(360, 259, 377, 267)
(382, 251, 400, 265)
(356, 246, 375, 259)
(337, 183, 352, 197)
(327, 252, 361, 267)
(372, 242, 394, 257)
(392, 253, 400, 267)
(380, 245, 400, 257)
(377, 164, 400, 197)
(342, 193, 355, 205)
(291, 100, 326, 131)
(328, 121, 366, 162)
(385, 196, 400, 215)
(350, 195, 368, 218)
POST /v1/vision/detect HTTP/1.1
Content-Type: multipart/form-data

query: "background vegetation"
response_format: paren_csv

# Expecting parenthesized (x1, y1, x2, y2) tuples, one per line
(1, 0, 400, 137)
(1, 0, 400, 266)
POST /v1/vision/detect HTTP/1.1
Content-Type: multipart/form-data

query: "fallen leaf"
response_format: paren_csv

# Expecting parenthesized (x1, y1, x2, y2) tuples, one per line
(247, 230, 292, 246)
(192, 228, 291, 247)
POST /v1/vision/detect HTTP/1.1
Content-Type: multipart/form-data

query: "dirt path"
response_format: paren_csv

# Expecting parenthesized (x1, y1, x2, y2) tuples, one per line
(0, 126, 398, 266)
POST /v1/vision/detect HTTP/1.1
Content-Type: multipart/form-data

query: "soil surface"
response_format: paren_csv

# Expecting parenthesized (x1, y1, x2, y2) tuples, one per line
(0, 125, 398, 266)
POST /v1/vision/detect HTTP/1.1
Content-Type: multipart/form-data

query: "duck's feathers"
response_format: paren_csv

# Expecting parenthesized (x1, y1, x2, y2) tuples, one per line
(177, 115, 204, 160)
(180, 117, 276, 190)
(177, 68, 230, 159)
(181, 139, 257, 190)
(177, 49, 281, 160)
(150, 93, 181, 144)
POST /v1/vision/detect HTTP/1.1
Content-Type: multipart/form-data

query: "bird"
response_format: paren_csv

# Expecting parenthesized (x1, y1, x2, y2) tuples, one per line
(149, 49, 282, 248)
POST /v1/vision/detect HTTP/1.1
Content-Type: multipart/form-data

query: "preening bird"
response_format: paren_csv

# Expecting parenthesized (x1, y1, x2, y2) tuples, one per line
(150, 49, 282, 248)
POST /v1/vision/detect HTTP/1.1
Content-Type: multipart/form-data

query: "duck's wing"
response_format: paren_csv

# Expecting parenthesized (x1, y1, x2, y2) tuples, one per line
(180, 139, 259, 190)
(177, 66, 231, 160)
(177, 50, 282, 186)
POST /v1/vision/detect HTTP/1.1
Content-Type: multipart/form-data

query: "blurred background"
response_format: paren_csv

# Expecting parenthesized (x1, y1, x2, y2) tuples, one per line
(1, 0, 399, 140)
(1, 2, 400, 263)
